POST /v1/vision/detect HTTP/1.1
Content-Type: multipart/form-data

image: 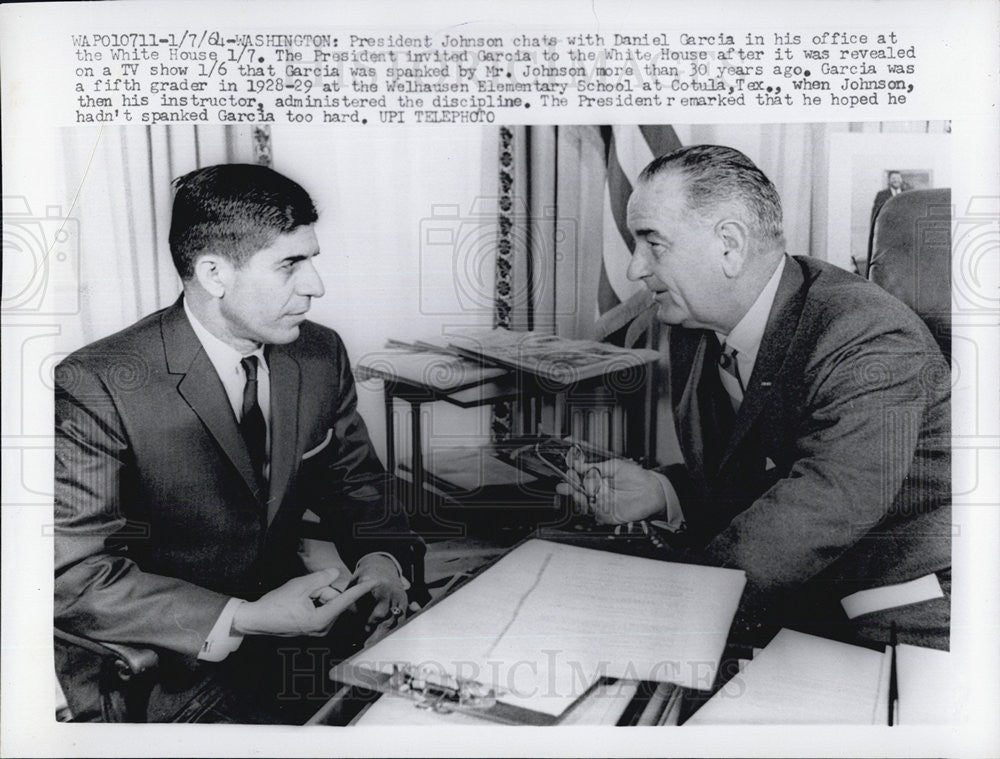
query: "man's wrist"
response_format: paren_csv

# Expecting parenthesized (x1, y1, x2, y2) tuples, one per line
(199, 597, 247, 661)
(229, 600, 247, 636)
(649, 471, 686, 532)
(230, 598, 260, 637)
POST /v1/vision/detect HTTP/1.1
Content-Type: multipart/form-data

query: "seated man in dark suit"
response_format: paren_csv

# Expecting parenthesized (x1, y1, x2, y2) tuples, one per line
(559, 146, 950, 650)
(55, 164, 420, 722)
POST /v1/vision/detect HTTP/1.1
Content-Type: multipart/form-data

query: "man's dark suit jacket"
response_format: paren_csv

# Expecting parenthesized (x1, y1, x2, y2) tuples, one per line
(54, 297, 418, 717)
(665, 255, 950, 646)
(871, 188, 896, 225)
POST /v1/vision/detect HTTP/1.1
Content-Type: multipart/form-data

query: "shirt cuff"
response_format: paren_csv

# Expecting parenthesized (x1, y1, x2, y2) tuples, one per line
(198, 597, 246, 662)
(648, 472, 686, 533)
(357, 551, 411, 590)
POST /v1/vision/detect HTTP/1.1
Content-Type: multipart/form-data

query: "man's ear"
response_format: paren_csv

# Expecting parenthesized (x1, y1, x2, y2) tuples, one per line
(716, 219, 750, 278)
(192, 254, 231, 298)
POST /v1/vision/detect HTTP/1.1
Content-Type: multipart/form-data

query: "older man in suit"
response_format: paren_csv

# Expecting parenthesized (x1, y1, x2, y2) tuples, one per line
(560, 146, 950, 650)
(55, 164, 420, 722)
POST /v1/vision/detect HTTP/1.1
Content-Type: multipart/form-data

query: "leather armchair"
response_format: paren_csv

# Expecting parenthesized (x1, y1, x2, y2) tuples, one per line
(54, 628, 159, 722)
(868, 188, 952, 359)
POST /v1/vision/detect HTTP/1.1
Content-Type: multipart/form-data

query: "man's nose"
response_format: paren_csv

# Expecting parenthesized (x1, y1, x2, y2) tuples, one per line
(297, 260, 325, 298)
(626, 249, 651, 282)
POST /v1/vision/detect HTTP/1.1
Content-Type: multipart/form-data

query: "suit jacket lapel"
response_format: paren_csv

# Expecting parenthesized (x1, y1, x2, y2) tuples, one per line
(717, 255, 809, 475)
(673, 329, 743, 482)
(265, 345, 301, 526)
(671, 328, 723, 483)
(673, 333, 707, 479)
(161, 298, 265, 504)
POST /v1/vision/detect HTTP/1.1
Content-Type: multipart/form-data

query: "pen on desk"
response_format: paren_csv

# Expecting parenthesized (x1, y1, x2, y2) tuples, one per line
(888, 620, 898, 726)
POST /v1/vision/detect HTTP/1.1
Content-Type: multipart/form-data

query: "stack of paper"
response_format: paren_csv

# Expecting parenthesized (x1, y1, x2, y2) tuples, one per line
(686, 629, 888, 724)
(351, 539, 746, 718)
(895, 644, 957, 725)
(686, 629, 955, 725)
(357, 348, 508, 392)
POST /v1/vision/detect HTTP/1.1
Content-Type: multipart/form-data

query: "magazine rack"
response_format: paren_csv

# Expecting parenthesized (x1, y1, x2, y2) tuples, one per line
(357, 334, 658, 533)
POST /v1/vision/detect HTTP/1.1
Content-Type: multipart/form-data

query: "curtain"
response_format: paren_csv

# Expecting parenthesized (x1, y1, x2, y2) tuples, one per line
(493, 122, 948, 335)
(497, 125, 689, 341)
(492, 125, 593, 440)
(494, 125, 617, 339)
(56, 125, 256, 350)
(491, 125, 611, 439)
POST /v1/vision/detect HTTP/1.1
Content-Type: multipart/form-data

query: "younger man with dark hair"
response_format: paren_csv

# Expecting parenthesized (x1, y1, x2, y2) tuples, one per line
(55, 164, 418, 722)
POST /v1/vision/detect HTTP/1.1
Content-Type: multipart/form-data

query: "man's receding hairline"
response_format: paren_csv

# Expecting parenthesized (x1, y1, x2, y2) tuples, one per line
(635, 167, 688, 202)
(636, 168, 721, 219)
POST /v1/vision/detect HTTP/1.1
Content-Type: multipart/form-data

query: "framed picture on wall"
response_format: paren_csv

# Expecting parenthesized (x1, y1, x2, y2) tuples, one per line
(890, 168, 934, 191)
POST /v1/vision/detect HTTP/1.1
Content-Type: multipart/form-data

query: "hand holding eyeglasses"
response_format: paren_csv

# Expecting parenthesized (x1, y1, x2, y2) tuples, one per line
(534, 443, 604, 505)
(554, 455, 666, 525)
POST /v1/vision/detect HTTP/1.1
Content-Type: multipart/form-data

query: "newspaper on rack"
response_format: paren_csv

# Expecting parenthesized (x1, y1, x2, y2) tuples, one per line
(442, 328, 662, 385)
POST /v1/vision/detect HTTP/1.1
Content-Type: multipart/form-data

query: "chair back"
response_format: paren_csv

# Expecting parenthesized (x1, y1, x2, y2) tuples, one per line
(868, 188, 951, 359)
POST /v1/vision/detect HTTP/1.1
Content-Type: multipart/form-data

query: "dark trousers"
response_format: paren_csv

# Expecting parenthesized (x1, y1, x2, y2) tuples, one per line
(160, 612, 371, 724)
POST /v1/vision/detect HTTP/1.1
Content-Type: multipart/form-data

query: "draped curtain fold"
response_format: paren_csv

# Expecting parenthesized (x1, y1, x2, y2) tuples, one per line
(491, 125, 613, 440)
(57, 125, 257, 348)
(495, 125, 608, 338)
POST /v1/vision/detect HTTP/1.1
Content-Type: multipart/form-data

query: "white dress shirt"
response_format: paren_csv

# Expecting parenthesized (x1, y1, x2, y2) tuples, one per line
(654, 256, 786, 531)
(713, 256, 786, 409)
(183, 299, 268, 661)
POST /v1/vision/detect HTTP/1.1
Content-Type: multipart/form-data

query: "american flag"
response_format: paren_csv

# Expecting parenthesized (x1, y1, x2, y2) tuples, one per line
(595, 125, 682, 344)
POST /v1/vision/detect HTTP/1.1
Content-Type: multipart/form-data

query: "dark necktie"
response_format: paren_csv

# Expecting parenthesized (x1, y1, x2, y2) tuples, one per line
(239, 355, 267, 488)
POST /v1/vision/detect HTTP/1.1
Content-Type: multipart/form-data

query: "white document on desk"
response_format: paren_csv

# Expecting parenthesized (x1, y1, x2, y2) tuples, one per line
(355, 539, 746, 716)
(896, 644, 958, 725)
(686, 629, 891, 724)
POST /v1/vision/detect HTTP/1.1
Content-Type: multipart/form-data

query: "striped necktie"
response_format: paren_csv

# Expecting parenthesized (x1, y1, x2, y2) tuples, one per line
(717, 342, 745, 409)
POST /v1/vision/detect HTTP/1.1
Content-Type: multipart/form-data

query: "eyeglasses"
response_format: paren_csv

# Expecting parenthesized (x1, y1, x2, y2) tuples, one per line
(534, 441, 602, 505)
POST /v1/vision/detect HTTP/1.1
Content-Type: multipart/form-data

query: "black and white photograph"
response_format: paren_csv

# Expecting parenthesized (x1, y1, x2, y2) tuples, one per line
(41, 120, 956, 723)
(2, 2, 998, 757)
